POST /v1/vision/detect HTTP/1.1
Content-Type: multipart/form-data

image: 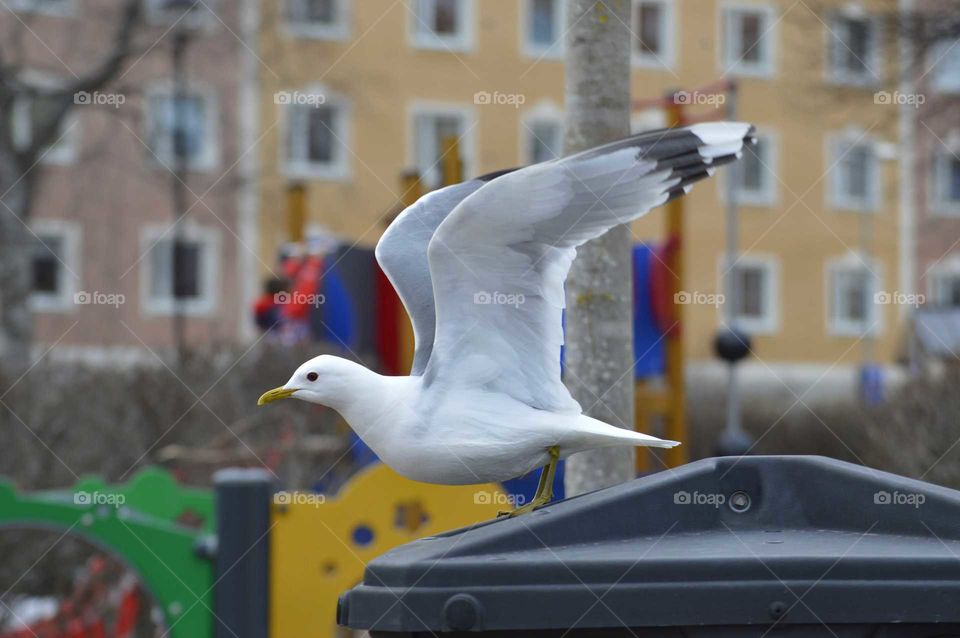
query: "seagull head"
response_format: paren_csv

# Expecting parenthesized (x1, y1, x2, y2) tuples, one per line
(257, 354, 363, 409)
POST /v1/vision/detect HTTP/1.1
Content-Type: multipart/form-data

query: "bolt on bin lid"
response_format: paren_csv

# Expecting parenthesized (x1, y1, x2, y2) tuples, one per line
(338, 456, 960, 635)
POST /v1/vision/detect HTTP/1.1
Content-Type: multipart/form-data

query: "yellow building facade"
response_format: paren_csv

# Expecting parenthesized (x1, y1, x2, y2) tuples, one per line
(255, 0, 908, 370)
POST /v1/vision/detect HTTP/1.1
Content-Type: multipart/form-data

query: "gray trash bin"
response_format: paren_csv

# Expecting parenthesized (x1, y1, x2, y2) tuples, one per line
(338, 456, 960, 637)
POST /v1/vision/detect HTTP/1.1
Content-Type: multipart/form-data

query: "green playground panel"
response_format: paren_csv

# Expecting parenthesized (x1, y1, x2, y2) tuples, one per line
(0, 468, 215, 638)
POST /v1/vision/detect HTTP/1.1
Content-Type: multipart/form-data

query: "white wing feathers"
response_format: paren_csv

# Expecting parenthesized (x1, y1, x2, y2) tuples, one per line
(422, 122, 756, 412)
(375, 173, 514, 374)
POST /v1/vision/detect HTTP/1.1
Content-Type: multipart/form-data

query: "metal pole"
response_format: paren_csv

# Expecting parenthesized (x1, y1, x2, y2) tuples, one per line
(213, 468, 274, 638)
(171, 28, 190, 360)
(723, 83, 743, 440)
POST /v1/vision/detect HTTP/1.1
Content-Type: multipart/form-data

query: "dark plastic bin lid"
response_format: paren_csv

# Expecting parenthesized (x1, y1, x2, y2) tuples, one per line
(338, 456, 960, 636)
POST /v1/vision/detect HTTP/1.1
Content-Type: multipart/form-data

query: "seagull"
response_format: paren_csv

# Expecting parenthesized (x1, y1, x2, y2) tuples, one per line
(259, 122, 756, 516)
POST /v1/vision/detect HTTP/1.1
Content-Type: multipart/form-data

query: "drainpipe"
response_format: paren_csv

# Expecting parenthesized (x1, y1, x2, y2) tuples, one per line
(237, 0, 261, 342)
(898, 0, 917, 320)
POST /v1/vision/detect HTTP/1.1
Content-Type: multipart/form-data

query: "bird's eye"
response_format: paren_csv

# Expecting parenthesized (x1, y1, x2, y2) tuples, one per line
(306, 372, 319, 382)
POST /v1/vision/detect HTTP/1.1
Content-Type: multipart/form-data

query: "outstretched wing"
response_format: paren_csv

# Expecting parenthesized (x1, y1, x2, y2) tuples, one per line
(375, 170, 516, 375)
(424, 123, 756, 411)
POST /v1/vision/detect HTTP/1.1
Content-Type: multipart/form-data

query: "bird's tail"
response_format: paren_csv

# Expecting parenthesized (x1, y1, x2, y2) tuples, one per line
(571, 414, 681, 449)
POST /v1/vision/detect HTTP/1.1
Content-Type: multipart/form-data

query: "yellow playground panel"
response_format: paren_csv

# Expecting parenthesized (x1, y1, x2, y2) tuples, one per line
(269, 463, 506, 638)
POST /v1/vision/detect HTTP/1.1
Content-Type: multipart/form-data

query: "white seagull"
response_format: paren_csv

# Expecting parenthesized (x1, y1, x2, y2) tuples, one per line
(259, 122, 755, 515)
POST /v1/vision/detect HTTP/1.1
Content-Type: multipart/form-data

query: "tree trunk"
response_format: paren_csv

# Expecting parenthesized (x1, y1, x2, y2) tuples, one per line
(563, 0, 636, 497)
(0, 149, 34, 375)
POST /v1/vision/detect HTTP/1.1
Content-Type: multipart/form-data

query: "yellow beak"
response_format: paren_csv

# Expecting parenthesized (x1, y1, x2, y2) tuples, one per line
(258, 386, 297, 406)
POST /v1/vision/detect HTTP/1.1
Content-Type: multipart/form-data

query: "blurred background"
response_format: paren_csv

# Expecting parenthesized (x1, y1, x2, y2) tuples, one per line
(1, 0, 959, 636)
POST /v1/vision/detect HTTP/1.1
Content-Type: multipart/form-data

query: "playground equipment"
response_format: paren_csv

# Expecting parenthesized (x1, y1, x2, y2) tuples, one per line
(631, 79, 740, 472)
(268, 463, 503, 637)
(0, 555, 147, 638)
(0, 468, 215, 638)
(0, 464, 506, 638)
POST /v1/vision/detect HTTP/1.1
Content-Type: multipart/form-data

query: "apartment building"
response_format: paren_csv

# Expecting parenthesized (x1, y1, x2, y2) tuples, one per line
(9, 0, 259, 361)
(256, 0, 922, 385)
(912, 21, 960, 308)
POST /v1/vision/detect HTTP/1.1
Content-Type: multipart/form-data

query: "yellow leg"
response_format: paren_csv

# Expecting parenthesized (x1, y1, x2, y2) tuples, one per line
(509, 446, 560, 517)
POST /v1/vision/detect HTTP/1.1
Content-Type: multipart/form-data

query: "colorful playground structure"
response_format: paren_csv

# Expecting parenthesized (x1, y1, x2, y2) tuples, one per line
(0, 465, 504, 638)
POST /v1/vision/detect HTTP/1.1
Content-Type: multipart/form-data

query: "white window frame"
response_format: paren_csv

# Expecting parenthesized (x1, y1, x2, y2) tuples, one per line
(631, 0, 676, 70)
(631, 108, 668, 134)
(280, 85, 351, 181)
(407, 101, 476, 187)
(140, 223, 220, 317)
(825, 11, 882, 87)
(929, 38, 960, 94)
(825, 253, 882, 337)
(719, 254, 780, 335)
(719, 2, 776, 78)
(729, 129, 778, 207)
(12, 101, 79, 166)
(282, 0, 350, 40)
(145, 0, 216, 29)
(930, 147, 960, 216)
(826, 131, 881, 212)
(6, 0, 75, 15)
(409, 0, 475, 52)
(927, 259, 960, 309)
(29, 219, 80, 314)
(520, 102, 564, 164)
(11, 70, 79, 165)
(521, 0, 564, 59)
(144, 82, 220, 173)
(924, 254, 960, 309)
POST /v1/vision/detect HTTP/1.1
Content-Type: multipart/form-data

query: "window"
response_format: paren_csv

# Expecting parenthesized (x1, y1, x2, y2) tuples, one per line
(827, 257, 880, 336)
(728, 256, 778, 334)
(7, 0, 73, 15)
(828, 14, 880, 85)
(411, 105, 473, 187)
(146, 87, 218, 171)
(930, 39, 960, 94)
(932, 151, 960, 214)
(284, 0, 349, 39)
(12, 72, 79, 165)
(145, 0, 214, 28)
(731, 132, 776, 206)
(282, 89, 350, 180)
(141, 225, 219, 316)
(29, 220, 79, 313)
(522, 110, 563, 164)
(722, 5, 775, 77)
(410, 0, 473, 51)
(632, 0, 674, 68)
(524, 0, 563, 57)
(929, 268, 960, 308)
(12, 99, 78, 165)
(828, 134, 880, 211)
